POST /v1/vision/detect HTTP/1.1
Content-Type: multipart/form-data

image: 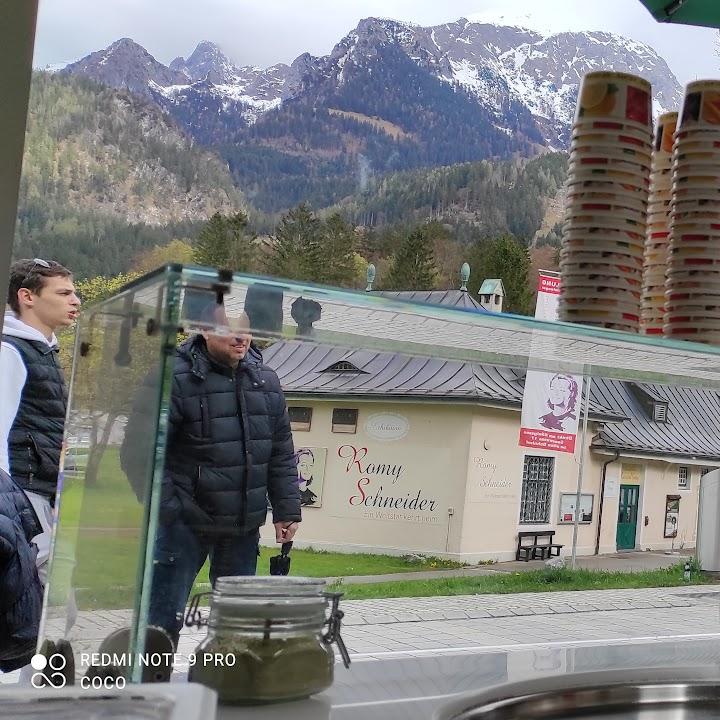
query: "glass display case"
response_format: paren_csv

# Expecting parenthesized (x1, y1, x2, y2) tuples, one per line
(40, 263, 720, 699)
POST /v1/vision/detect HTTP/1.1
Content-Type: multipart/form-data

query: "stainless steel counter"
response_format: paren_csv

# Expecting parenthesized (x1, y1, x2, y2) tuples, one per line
(216, 637, 720, 720)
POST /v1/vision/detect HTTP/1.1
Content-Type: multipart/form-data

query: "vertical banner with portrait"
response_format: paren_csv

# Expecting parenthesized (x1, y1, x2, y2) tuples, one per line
(519, 371, 584, 454)
(519, 271, 582, 454)
(294, 447, 327, 508)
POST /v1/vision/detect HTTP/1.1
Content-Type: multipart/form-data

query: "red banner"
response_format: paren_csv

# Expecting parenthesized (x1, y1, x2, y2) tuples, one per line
(538, 274, 561, 295)
(519, 427, 576, 454)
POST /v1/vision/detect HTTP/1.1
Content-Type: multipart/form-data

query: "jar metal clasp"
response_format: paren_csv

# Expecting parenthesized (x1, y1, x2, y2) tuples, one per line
(322, 592, 351, 669)
(184, 591, 212, 629)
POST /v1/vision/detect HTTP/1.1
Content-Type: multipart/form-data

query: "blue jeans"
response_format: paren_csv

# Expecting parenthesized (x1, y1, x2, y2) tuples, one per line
(147, 520, 259, 644)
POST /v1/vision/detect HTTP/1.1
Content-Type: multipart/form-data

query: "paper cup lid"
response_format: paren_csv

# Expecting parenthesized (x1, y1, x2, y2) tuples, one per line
(567, 167, 649, 187)
(670, 221, 720, 234)
(574, 117, 651, 136)
(561, 249, 644, 264)
(566, 175, 648, 193)
(568, 156, 650, 174)
(672, 139, 720, 152)
(566, 194, 649, 211)
(560, 264, 642, 280)
(564, 221, 646, 237)
(567, 192, 648, 210)
(571, 130, 652, 150)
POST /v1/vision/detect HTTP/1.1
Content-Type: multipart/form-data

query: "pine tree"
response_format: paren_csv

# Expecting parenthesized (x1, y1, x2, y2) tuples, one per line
(317, 213, 356, 287)
(266, 203, 323, 282)
(469, 235, 533, 316)
(193, 211, 255, 272)
(385, 225, 438, 290)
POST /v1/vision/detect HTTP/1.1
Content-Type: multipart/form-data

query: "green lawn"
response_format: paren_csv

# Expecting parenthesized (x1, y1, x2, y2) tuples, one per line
(65, 535, 465, 610)
(329, 562, 716, 600)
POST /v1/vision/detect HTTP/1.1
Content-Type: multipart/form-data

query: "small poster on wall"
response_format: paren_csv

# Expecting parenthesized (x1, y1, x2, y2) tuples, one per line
(664, 495, 680, 538)
(558, 493, 594, 524)
(294, 447, 327, 508)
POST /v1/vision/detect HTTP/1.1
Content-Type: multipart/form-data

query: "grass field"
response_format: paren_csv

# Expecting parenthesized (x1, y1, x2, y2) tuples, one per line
(329, 561, 715, 600)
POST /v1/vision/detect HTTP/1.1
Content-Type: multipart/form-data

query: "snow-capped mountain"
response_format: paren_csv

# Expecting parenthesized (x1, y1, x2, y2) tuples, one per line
(60, 18, 682, 148)
(320, 17, 681, 147)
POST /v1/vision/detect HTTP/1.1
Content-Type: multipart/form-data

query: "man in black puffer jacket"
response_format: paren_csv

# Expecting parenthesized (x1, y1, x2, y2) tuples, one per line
(0, 468, 43, 672)
(121, 311, 301, 644)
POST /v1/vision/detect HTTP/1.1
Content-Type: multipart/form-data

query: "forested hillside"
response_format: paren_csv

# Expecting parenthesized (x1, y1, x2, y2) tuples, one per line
(14, 72, 245, 278)
(337, 152, 569, 243)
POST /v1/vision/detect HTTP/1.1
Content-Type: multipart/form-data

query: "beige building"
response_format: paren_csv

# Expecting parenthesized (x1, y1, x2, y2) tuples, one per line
(256, 319, 720, 562)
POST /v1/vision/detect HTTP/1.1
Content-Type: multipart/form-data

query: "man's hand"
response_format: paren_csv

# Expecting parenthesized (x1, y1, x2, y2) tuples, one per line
(274, 521, 299, 543)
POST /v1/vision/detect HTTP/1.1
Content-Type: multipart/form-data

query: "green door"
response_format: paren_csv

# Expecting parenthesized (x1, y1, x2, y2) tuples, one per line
(616, 484, 640, 550)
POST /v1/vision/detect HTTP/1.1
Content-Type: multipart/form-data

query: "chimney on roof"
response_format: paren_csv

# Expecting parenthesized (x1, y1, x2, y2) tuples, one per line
(478, 278, 505, 313)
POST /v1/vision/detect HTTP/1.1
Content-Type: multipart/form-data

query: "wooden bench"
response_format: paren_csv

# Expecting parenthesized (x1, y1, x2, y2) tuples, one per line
(516, 530, 563, 561)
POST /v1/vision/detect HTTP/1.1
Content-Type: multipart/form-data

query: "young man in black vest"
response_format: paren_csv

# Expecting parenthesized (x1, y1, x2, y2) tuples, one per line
(1, 259, 81, 585)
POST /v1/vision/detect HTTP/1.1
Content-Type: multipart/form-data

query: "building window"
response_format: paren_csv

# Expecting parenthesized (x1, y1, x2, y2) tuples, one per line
(701, 467, 715, 477)
(332, 408, 358, 434)
(678, 466, 689, 489)
(520, 455, 554, 524)
(288, 406, 312, 432)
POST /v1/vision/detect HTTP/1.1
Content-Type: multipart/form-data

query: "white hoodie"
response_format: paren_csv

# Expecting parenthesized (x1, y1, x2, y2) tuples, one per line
(0, 310, 58, 475)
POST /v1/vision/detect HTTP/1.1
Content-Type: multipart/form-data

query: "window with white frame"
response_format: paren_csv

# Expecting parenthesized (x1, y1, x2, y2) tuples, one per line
(678, 466, 689, 489)
(520, 455, 554, 524)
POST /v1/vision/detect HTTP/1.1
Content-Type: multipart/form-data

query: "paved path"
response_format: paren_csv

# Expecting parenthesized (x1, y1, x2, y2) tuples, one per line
(3, 554, 714, 685)
(168, 583, 720, 668)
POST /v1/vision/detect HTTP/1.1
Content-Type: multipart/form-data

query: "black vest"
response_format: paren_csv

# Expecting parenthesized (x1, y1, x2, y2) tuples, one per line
(3, 335, 67, 499)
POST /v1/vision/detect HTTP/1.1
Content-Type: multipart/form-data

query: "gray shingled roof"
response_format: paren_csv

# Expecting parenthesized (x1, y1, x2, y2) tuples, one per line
(263, 340, 720, 458)
(591, 379, 720, 460)
(374, 290, 487, 312)
(262, 340, 624, 421)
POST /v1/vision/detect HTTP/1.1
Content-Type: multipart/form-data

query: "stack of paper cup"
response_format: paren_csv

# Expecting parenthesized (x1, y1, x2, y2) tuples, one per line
(560, 71, 652, 331)
(665, 80, 720, 343)
(641, 112, 677, 334)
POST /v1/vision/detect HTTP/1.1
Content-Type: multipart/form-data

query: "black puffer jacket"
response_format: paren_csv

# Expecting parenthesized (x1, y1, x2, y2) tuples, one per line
(122, 337, 301, 535)
(0, 468, 42, 672)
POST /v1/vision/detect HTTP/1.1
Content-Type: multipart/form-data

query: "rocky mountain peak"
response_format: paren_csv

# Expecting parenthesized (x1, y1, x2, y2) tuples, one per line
(63, 37, 187, 96)
(173, 40, 238, 83)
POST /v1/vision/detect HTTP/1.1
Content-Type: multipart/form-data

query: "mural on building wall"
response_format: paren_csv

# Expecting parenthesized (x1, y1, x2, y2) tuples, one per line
(519, 371, 583, 454)
(339, 444, 441, 524)
(294, 447, 327, 508)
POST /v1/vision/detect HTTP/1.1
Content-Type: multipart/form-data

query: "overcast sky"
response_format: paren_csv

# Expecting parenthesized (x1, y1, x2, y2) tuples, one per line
(35, 0, 718, 85)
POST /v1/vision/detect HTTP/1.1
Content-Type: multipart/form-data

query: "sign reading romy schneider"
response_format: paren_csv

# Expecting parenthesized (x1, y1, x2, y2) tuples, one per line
(469, 455, 517, 504)
(339, 444, 442, 524)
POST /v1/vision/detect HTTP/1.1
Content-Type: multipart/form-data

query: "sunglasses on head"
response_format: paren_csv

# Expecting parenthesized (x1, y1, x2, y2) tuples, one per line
(20, 258, 51, 288)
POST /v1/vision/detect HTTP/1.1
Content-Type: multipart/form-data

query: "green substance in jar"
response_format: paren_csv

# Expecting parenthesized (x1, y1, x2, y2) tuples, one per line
(189, 633, 335, 705)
